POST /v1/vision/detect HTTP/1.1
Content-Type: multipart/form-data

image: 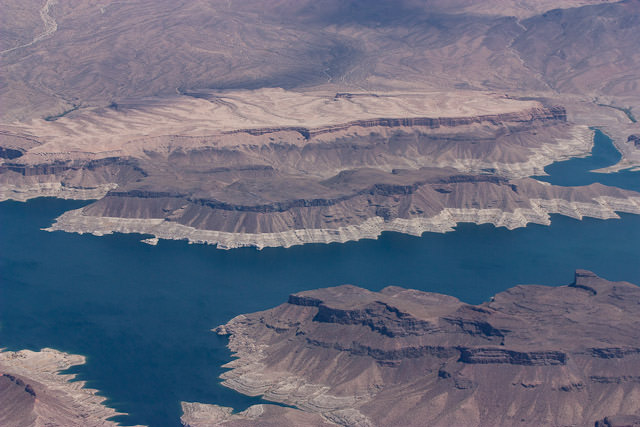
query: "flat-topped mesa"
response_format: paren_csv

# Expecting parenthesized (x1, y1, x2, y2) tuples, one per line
(0, 348, 140, 427)
(209, 271, 640, 426)
(0, 94, 619, 248)
(569, 268, 607, 295)
(104, 172, 509, 214)
(0, 92, 592, 212)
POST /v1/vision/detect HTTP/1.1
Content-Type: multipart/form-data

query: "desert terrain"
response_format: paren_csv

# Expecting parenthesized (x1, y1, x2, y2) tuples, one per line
(197, 271, 640, 427)
(0, 348, 137, 426)
(1, 0, 640, 250)
(2, 1, 640, 426)
(0, 1, 640, 247)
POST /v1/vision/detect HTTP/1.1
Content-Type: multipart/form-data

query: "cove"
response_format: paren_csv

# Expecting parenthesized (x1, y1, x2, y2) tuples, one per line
(1, 131, 639, 427)
(535, 128, 640, 191)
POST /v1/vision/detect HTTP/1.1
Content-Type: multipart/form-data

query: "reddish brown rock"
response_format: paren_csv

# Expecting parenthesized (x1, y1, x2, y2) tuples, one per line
(210, 271, 640, 426)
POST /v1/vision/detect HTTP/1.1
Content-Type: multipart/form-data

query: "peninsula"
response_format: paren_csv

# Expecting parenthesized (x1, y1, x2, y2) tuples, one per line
(187, 271, 640, 426)
(2, 0, 640, 248)
(0, 348, 138, 426)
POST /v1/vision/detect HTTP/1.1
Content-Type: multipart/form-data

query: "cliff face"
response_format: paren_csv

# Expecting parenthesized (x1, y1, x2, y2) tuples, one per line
(43, 167, 640, 250)
(2, 98, 624, 248)
(208, 271, 640, 426)
(77, 170, 639, 235)
(0, 156, 146, 201)
(217, 106, 568, 139)
(1, 106, 578, 204)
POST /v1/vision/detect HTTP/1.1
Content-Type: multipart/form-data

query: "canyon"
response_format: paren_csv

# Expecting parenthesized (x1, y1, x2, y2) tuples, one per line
(2, 1, 640, 425)
(2, 0, 640, 248)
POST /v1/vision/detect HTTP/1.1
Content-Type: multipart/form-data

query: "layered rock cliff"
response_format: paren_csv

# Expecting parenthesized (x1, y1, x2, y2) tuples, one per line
(201, 271, 640, 426)
(3, 92, 633, 249)
(45, 169, 640, 249)
(215, 106, 568, 140)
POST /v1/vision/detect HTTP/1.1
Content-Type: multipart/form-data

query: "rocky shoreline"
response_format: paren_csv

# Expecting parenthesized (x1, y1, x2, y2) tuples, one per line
(0, 182, 116, 202)
(198, 270, 640, 426)
(180, 402, 335, 427)
(0, 348, 138, 426)
(43, 195, 640, 249)
(0, 96, 611, 253)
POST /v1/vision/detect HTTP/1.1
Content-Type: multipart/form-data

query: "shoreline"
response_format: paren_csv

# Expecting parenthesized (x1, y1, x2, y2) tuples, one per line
(43, 196, 640, 250)
(204, 271, 640, 426)
(0, 348, 137, 426)
(0, 182, 115, 202)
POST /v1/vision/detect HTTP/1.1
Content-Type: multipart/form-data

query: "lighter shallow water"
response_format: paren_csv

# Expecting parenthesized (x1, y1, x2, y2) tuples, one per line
(0, 130, 639, 426)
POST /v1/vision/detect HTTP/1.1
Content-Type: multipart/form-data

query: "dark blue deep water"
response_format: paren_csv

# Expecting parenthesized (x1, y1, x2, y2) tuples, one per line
(1, 130, 639, 426)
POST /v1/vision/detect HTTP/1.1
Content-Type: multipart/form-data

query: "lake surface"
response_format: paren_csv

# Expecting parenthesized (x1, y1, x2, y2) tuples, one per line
(1, 130, 639, 426)
(535, 128, 640, 191)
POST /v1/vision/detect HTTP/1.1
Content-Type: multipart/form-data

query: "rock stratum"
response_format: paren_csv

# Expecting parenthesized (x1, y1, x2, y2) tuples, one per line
(0, 348, 138, 427)
(43, 171, 640, 249)
(192, 271, 640, 426)
(2, 0, 640, 247)
(2, 94, 639, 249)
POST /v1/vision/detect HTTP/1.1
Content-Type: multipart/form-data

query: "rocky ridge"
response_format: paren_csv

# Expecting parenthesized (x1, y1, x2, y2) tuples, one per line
(2, 95, 623, 249)
(200, 270, 640, 426)
(44, 176, 640, 249)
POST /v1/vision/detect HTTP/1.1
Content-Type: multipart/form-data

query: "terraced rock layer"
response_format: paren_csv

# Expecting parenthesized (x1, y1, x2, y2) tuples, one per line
(200, 271, 640, 426)
(5, 97, 626, 249)
(46, 171, 640, 249)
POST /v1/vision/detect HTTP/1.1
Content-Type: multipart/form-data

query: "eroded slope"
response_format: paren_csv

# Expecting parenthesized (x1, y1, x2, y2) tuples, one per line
(0, 348, 139, 427)
(203, 271, 640, 426)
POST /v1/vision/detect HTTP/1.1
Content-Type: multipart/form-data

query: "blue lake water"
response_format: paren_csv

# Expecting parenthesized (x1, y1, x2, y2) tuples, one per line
(0, 130, 639, 426)
(535, 128, 640, 191)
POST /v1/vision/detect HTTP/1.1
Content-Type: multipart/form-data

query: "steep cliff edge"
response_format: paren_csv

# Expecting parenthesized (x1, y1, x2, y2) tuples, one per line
(3, 92, 633, 249)
(45, 170, 640, 249)
(200, 271, 640, 426)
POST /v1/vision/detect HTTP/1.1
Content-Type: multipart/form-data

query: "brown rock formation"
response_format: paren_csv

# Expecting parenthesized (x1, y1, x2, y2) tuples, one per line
(80, 170, 639, 234)
(208, 271, 640, 426)
(43, 165, 640, 249)
(4, 96, 620, 248)
(0, 348, 139, 427)
(214, 106, 568, 140)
